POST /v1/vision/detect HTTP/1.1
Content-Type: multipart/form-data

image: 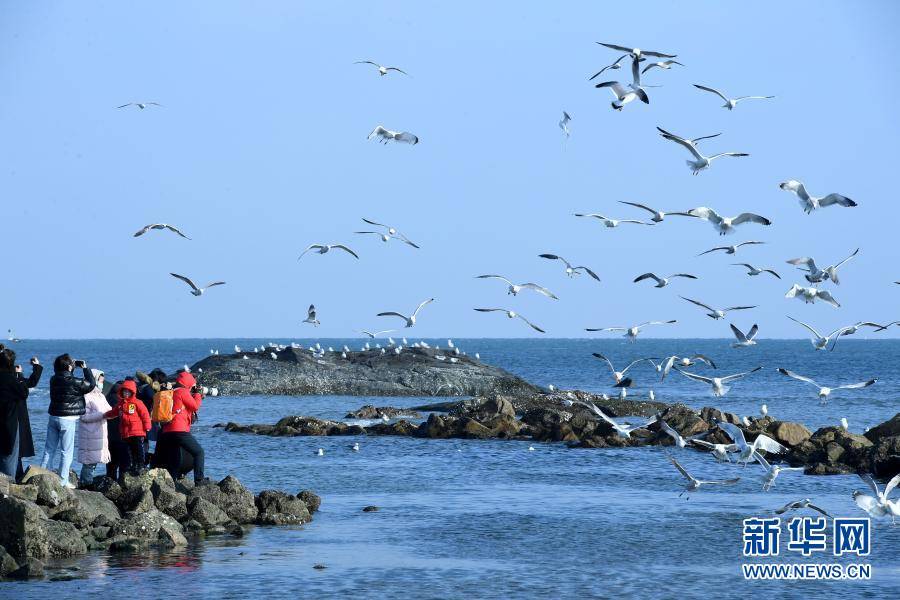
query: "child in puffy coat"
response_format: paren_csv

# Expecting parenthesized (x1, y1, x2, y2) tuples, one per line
(104, 379, 151, 477)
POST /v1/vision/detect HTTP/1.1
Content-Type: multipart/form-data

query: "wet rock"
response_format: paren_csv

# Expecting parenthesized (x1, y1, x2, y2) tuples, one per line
(108, 537, 149, 553)
(865, 412, 900, 443)
(451, 396, 516, 420)
(700, 407, 742, 426)
(365, 420, 416, 436)
(86, 477, 123, 503)
(152, 480, 188, 521)
(767, 421, 812, 447)
(416, 414, 454, 439)
(8, 556, 43, 579)
(117, 508, 184, 543)
(119, 487, 156, 514)
(187, 497, 230, 528)
(0, 545, 19, 576)
(345, 405, 421, 420)
(157, 525, 188, 548)
(7, 483, 39, 503)
(255, 490, 311, 525)
(298, 490, 321, 513)
(188, 476, 258, 524)
(0, 496, 87, 559)
(653, 404, 710, 437)
(27, 473, 71, 509)
(871, 436, 900, 478)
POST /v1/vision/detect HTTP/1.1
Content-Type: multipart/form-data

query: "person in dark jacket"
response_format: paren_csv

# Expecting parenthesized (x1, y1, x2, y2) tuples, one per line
(40, 353, 95, 487)
(0, 349, 42, 478)
(157, 370, 208, 484)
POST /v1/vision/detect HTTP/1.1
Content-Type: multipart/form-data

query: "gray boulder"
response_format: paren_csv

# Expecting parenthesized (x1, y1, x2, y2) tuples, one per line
(255, 490, 311, 525)
(8, 557, 43, 579)
(298, 490, 321, 513)
(187, 497, 230, 528)
(188, 476, 258, 524)
(0, 496, 87, 559)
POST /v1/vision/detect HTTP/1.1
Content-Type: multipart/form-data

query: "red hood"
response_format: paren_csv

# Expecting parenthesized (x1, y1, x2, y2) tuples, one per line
(176, 371, 196, 389)
(118, 379, 138, 400)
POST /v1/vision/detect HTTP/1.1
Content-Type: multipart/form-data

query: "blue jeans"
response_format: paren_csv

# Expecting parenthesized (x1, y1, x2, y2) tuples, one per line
(40, 416, 78, 484)
(80, 462, 98, 485)
(0, 428, 18, 478)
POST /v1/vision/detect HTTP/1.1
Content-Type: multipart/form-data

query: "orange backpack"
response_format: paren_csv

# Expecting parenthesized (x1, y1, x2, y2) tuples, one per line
(151, 389, 175, 423)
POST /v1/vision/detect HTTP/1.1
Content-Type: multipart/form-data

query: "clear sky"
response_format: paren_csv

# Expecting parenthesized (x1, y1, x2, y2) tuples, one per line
(2, 1, 899, 339)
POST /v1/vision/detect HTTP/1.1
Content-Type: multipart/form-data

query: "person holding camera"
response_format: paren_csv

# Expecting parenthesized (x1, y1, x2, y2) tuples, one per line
(157, 370, 207, 485)
(41, 353, 95, 488)
(0, 348, 42, 479)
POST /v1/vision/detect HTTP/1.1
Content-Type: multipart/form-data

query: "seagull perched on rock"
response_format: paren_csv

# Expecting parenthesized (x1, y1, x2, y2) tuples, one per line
(692, 84, 774, 110)
(775, 499, 833, 518)
(298, 244, 359, 260)
(785, 284, 840, 307)
(687, 207, 770, 235)
(730, 323, 759, 348)
(755, 453, 805, 491)
(575, 213, 654, 228)
(117, 101, 162, 110)
(378, 298, 434, 328)
(633, 272, 697, 288)
(787, 248, 858, 285)
(617, 200, 697, 223)
(575, 399, 658, 438)
(586, 320, 676, 342)
(356, 218, 419, 248)
(698, 241, 764, 256)
(596, 42, 677, 59)
(169, 273, 226, 297)
(658, 128, 749, 175)
(474, 308, 545, 333)
(133, 223, 191, 239)
(675, 367, 763, 398)
(539, 254, 600, 282)
(594, 55, 650, 110)
(657, 355, 716, 380)
(733, 263, 780, 279)
(680, 296, 756, 320)
(716, 421, 787, 464)
(367, 125, 419, 145)
(303, 305, 320, 327)
(853, 474, 900, 523)
(668, 455, 740, 498)
(779, 180, 856, 213)
(777, 368, 877, 404)
(591, 353, 653, 384)
(354, 60, 408, 76)
(558, 111, 571, 138)
(475, 275, 558, 299)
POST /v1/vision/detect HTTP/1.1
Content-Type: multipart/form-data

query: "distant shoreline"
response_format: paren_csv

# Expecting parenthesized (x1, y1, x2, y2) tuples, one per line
(6, 337, 900, 342)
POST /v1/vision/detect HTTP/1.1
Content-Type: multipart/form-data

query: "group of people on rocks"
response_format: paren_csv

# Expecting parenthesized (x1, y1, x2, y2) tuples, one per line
(0, 345, 208, 488)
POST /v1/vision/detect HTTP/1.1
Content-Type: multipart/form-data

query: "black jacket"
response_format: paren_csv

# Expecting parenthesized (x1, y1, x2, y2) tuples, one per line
(16, 365, 42, 458)
(0, 364, 42, 456)
(48, 368, 95, 417)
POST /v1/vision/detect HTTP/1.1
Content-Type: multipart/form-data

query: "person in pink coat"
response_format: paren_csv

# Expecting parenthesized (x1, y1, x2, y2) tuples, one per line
(77, 369, 111, 485)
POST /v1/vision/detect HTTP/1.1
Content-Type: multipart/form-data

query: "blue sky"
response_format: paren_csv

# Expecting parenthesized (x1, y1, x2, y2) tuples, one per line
(2, 1, 899, 339)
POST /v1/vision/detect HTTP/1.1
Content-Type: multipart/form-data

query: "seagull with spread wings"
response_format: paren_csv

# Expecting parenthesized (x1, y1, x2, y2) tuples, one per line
(360, 329, 395, 339)
(633, 272, 697, 288)
(777, 368, 877, 404)
(586, 320, 676, 342)
(785, 316, 884, 351)
(853, 474, 900, 523)
(133, 223, 191, 239)
(575, 212, 654, 228)
(367, 125, 419, 145)
(378, 298, 434, 328)
(775, 499, 833, 518)
(658, 128, 749, 175)
(733, 263, 780, 279)
(785, 284, 841, 308)
(539, 254, 600, 282)
(787, 248, 858, 285)
(687, 207, 771, 235)
(755, 453, 806, 492)
(574, 399, 658, 438)
(692, 84, 774, 110)
(716, 420, 787, 464)
(355, 218, 419, 248)
(474, 308, 545, 333)
(596, 42, 676, 59)
(303, 305, 320, 327)
(594, 55, 650, 110)
(675, 366, 763, 397)
(475, 275, 558, 299)
(591, 353, 653, 384)
(354, 61, 408, 76)
(617, 200, 696, 223)
(668, 455, 740, 497)
(117, 102, 162, 110)
(698, 241, 765, 256)
(730, 323, 759, 348)
(558, 111, 571, 138)
(298, 244, 359, 260)
(169, 273, 226, 297)
(779, 180, 856, 213)
(680, 296, 756, 320)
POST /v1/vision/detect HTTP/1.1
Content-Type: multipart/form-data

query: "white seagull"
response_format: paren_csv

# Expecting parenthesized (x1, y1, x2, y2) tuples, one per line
(356, 218, 419, 248)
(755, 453, 805, 491)
(716, 421, 787, 464)
(658, 129, 749, 175)
(169, 273, 226, 297)
(787, 248, 858, 285)
(655, 126, 722, 149)
(378, 298, 434, 328)
(594, 55, 650, 110)
(680, 296, 756, 320)
(474, 308, 545, 333)
(692, 84, 774, 110)
(675, 367, 763, 398)
(585, 320, 676, 342)
(591, 353, 653, 384)
(360, 329, 395, 339)
(669, 455, 740, 497)
(690, 438, 737, 462)
(777, 368, 877, 404)
(475, 275, 558, 299)
(575, 400, 658, 438)
(559, 111, 571, 138)
(658, 354, 717, 380)
(117, 102, 162, 110)
(574, 213, 654, 228)
(539, 254, 600, 282)
(853, 474, 900, 523)
(779, 180, 856, 213)
(633, 272, 697, 288)
(775, 499, 832, 518)
(658, 420, 700, 448)
(698, 241, 765, 256)
(733, 263, 780, 279)
(298, 244, 359, 260)
(786, 316, 860, 351)
(133, 223, 191, 239)
(730, 323, 759, 348)
(596, 42, 677, 59)
(588, 54, 631, 80)
(641, 59, 684, 74)
(687, 207, 771, 235)
(785, 284, 840, 307)
(354, 61, 408, 77)
(303, 305, 320, 327)
(367, 125, 419, 145)
(617, 201, 697, 223)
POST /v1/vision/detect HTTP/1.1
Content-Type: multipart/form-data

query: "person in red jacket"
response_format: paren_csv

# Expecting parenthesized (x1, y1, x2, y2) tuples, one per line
(157, 370, 207, 484)
(104, 379, 150, 477)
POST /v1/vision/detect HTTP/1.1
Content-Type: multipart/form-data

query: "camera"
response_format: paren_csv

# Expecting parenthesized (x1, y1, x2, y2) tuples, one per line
(74, 359, 86, 368)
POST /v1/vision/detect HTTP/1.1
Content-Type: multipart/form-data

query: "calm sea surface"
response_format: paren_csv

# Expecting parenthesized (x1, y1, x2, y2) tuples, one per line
(2, 338, 898, 598)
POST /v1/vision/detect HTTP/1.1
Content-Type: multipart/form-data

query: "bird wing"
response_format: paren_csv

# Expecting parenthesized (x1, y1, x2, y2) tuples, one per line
(539, 253, 571, 268)
(634, 273, 662, 284)
(779, 180, 809, 202)
(721, 366, 763, 383)
(516, 314, 545, 333)
(377, 311, 408, 321)
(395, 234, 420, 248)
(170, 273, 200, 292)
(691, 354, 717, 368)
(737, 241, 765, 248)
(362, 217, 390, 229)
(717, 421, 747, 448)
(619, 220, 654, 225)
(777, 368, 820, 388)
(697, 246, 727, 256)
(675, 368, 713, 385)
(693, 84, 730, 103)
(731, 213, 771, 226)
(687, 207, 722, 224)
(413, 298, 434, 318)
(754, 452, 772, 471)
(638, 320, 676, 328)
(668, 456, 694, 482)
(690, 439, 717, 451)
(588, 327, 627, 332)
(367, 126, 389, 140)
(395, 132, 419, 145)
(752, 434, 787, 454)
(204, 281, 226, 289)
(747, 324, 759, 340)
(816, 290, 841, 308)
(680, 296, 715, 312)
(477, 274, 514, 285)
(885, 473, 900, 499)
(332, 245, 360, 259)
(699, 478, 741, 486)
(165, 224, 191, 239)
(659, 130, 703, 160)
(661, 356, 678, 380)
(734, 95, 775, 102)
(854, 492, 881, 514)
(298, 244, 324, 259)
(723, 305, 756, 312)
(787, 315, 822, 339)
(618, 201, 656, 215)
(806, 503, 832, 518)
(133, 224, 153, 237)
(834, 379, 877, 391)
(660, 421, 684, 444)
(641, 49, 677, 58)
(819, 193, 856, 208)
(859, 474, 881, 499)
(574, 213, 608, 220)
(597, 42, 633, 53)
(591, 353, 616, 374)
(519, 283, 558, 299)
(730, 324, 748, 343)
(708, 152, 750, 161)
(763, 270, 781, 279)
(307, 305, 316, 317)
(474, 308, 505, 314)
(116, 103, 134, 108)
(630, 55, 641, 87)
(832, 248, 860, 270)
(787, 256, 818, 271)
(622, 358, 651, 373)
(354, 60, 380, 67)
(385, 67, 408, 75)
(691, 132, 722, 144)
(669, 273, 698, 280)
(573, 266, 601, 281)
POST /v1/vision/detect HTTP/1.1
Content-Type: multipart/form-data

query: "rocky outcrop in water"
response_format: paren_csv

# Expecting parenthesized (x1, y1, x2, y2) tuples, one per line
(0, 466, 320, 581)
(345, 405, 422, 420)
(190, 346, 542, 398)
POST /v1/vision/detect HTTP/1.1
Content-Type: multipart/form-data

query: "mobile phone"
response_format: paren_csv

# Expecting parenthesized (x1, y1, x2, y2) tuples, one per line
(74, 360, 86, 368)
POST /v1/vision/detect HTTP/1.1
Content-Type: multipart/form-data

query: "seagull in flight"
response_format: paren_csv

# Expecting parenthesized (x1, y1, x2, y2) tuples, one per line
(475, 275, 558, 299)
(785, 284, 840, 307)
(594, 55, 650, 110)
(690, 438, 737, 462)
(655, 126, 722, 148)
(730, 323, 759, 348)
(303, 305, 320, 327)
(586, 320, 676, 342)
(591, 353, 653, 383)
(779, 180, 857, 213)
(687, 207, 771, 235)
(692, 84, 774, 110)
(298, 244, 359, 260)
(474, 308, 545, 333)
(539, 254, 600, 282)
(355, 218, 419, 248)
(633, 272, 697, 288)
(574, 213, 654, 228)
(786, 316, 877, 351)
(658, 129, 749, 175)
(169, 273, 226, 297)
(378, 298, 434, 328)
(658, 420, 706, 448)
(787, 248, 858, 285)
(854, 474, 900, 523)
(698, 241, 764, 256)
(117, 102, 162, 110)
(133, 223, 191, 239)
(777, 368, 876, 404)
(574, 399, 658, 438)
(680, 296, 756, 320)
(716, 420, 787, 464)
(588, 54, 630, 80)
(657, 355, 716, 380)
(775, 499, 832, 518)
(754, 453, 806, 491)
(675, 366, 763, 397)
(596, 42, 677, 59)
(617, 201, 696, 223)
(354, 61, 408, 77)
(733, 263, 780, 279)
(367, 125, 419, 145)
(641, 59, 684, 74)
(558, 111, 571, 138)
(360, 329, 395, 339)
(668, 455, 740, 498)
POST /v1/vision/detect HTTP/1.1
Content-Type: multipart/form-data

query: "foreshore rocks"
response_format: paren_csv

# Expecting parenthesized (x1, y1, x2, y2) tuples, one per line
(0, 466, 320, 580)
(345, 405, 421, 420)
(190, 346, 542, 398)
